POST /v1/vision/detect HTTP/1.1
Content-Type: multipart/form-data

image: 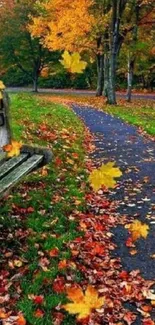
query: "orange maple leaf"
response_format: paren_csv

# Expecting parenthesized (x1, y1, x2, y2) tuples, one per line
(62, 285, 104, 319)
(3, 140, 22, 158)
(126, 220, 149, 241)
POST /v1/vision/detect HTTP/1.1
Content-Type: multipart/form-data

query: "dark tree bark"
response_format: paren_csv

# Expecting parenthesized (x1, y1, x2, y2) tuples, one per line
(33, 75, 38, 92)
(96, 37, 104, 96)
(103, 53, 109, 97)
(126, 4, 139, 102)
(96, 53, 104, 96)
(107, 0, 128, 105)
(127, 54, 135, 102)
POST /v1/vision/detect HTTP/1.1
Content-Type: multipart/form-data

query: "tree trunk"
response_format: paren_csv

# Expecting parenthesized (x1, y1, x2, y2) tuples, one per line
(126, 4, 139, 102)
(127, 53, 135, 102)
(107, 52, 117, 104)
(96, 54, 104, 96)
(106, 0, 128, 105)
(103, 53, 109, 97)
(33, 75, 38, 92)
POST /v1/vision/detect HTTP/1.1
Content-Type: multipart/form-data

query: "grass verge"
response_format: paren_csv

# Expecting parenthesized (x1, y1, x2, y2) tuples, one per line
(0, 93, 88, 324)
(39, 93, 155, 136)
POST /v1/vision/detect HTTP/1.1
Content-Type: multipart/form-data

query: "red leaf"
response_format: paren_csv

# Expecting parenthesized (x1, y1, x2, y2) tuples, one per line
(27, 207, 34, 213)
(119, 271, 129, 280)
(49, 248, 59, 257)
(55, 157, 62, 166)
(34, 309, 44, 318)
(143, 319, 154, 325)
(53, 277, 65, 293)
(123, 311, 136, 325)
(53, 312, 64, 325)
(125, 237, 134, 247)
(33, 296, 44, 305)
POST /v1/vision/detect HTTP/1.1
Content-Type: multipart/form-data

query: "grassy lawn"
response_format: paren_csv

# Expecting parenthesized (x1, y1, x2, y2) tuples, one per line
(103, 104, 155, 136)
(0, 94, 88, 324)
(40, 93, 155, 136)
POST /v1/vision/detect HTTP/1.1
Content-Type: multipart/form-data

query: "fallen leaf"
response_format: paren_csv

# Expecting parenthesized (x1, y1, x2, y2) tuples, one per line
(0, 309, 8, 319)
(58, 259, 67, 270)
(53, 277, 65, 293)
(89, 162, 122, 191)
(34, 309, 44, 318)
(143, 289, 155, 300)
(142, 319, 155, 325)
(49, 248, 59, 257)
(14, 260, 23, 267)
(3, 140, 22, 158)
(126, 220, 149, 241)
(33, 295, 44, 304)
(17, 314, 26, 325)
(62, 285, 104, 319)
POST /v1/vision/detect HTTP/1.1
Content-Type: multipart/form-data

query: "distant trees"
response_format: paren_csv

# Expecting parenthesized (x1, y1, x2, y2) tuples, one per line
(0, 0, 154, 99)
(0, 0, 54, 91)
(29, 0, 154, 103)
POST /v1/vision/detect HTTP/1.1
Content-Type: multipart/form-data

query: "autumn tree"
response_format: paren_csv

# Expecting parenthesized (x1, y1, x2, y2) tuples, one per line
(28, 0, 128, 103)
(126, 7, 155, 101)
(0, 0, 53, 92)
(29, 0, 106, 96)
(29, 0, 154, 102)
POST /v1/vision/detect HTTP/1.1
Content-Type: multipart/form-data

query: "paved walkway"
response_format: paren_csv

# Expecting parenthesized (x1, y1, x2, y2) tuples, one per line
(72, 104, 155, 280)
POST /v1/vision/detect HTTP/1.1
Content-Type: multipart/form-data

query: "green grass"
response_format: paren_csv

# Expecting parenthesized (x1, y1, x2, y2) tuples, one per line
(0, 93, 87, 324)
(37, 93, 155, 136)
(103, 104, 155, 136)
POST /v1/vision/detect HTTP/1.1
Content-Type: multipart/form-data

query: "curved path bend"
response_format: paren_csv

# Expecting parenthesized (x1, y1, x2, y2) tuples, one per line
(72, 104, 155, 280)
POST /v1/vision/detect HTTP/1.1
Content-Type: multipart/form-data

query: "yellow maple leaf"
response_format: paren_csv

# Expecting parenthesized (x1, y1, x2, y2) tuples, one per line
(127, 220, 149, 241)
(60, 51, 87, 74)
(3, 140, 22, 158)
(0, 80, 5, 90)
(89, 162, 122, 191)
(62, 285, 104, 320)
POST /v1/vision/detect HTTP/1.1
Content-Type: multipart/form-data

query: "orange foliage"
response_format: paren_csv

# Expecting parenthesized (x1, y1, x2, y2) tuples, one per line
(29, 0, 95, 53)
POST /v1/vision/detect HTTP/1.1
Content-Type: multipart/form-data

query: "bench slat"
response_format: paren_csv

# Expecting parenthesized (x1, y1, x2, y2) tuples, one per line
(0, 154, 43, 196)
(0, 151, 6, 166)
(0, 154, 28, 180)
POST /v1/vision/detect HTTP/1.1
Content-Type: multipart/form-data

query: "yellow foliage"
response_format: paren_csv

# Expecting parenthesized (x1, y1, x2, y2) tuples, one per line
(126, 220, 149, 241)
(0, 80, 5, 90)
(40, 66, 49, 78)
(3, 140, 22, 158)
(29, 0, 95, 52)
(62, 285, 104, 319)
(60, 51, 87, 73)
(89, 162, 122, 191)
(0, 80, 5, 98)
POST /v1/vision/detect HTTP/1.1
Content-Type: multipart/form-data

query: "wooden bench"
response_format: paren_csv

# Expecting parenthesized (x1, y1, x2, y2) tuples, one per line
(0, 90, 52, 197)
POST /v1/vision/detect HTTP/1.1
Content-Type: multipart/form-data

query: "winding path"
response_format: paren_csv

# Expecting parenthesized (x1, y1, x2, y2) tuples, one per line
(72, 104, 155, 280)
